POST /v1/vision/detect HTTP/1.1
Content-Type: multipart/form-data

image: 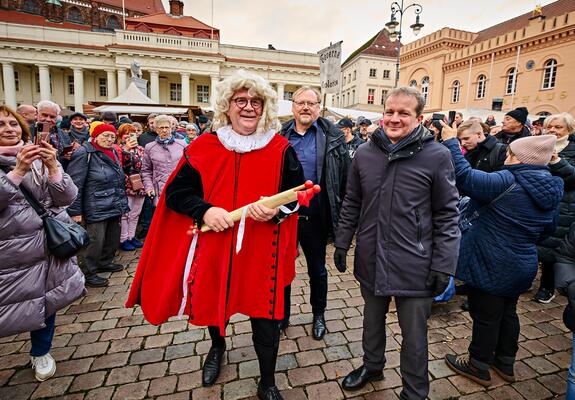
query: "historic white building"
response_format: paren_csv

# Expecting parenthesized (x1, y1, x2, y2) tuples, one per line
(0, 0, 320, 113)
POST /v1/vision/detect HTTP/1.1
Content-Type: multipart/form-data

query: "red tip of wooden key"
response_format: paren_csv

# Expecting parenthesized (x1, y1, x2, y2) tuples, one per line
(304, 180, 314, 189)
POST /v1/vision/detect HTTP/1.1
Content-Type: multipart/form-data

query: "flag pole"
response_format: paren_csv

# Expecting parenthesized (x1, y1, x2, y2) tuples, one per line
(122, 0, 126, 30)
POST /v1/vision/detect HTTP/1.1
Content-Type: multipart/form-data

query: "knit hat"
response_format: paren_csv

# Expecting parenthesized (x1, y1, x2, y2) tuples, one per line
(197, 115, 209, 124)
(89, 121, 104, 136)
(186, 123, 199, 132)
(91, 123, 117, 139)
(506, 107, 529, 125)
(509, 135, 557, 165)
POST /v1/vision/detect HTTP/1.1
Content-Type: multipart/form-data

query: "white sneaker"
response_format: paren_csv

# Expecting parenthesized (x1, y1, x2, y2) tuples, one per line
(31, 353, 56, 381)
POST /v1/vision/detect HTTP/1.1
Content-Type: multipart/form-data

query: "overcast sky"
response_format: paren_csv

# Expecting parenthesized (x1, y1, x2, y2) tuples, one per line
(161, 0, 556, 59)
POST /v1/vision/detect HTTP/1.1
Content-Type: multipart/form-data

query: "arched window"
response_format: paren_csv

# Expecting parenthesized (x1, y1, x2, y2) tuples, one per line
(67, 7, 84, 24)
(451, 80, 461, 103)
(542, 59, 557, 89)
(505, 68, 517, 95)
(409, 79, 417, 87)
(421, 76, 430, 103)
(476, 74, 486, 99)
(22, 0, 42, 14)
(106, 15, 122, 30)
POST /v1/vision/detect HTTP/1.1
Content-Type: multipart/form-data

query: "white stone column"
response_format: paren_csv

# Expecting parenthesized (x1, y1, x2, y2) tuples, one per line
(117, 69, 127, 92)
(72, 67, 84, 113)
(181, 72, 190, 105)
(106, 69, 117, 100)
(210, 75, 219, 104)
(38, 65, 51, 101)
(276, 83, 285, 101)
(2, 62, 16, 109)
(150, 70, 159, 102)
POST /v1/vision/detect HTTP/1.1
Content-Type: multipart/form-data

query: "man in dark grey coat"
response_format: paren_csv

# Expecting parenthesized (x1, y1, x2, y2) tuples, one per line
(334, 86, 460, 399)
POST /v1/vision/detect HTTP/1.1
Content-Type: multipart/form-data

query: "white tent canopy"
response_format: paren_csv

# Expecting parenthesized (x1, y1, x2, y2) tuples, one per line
(106, 82, 156, 104)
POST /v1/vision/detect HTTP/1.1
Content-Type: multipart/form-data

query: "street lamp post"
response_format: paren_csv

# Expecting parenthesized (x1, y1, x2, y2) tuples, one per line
(385, 0, 424, 88)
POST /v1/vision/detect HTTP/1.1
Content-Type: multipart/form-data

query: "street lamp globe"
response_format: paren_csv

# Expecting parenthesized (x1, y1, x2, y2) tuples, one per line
(385, 16, 399, 34)
(410, 15, 424, 35)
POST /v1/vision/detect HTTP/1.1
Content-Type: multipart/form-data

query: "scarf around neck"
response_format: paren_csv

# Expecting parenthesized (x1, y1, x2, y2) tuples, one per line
(216, 125, 276, 153)
(555, 134, 570, 154)
(93, 142, 117, 162)
(0, 140, 25, 156)
(155, 134, 176, 147)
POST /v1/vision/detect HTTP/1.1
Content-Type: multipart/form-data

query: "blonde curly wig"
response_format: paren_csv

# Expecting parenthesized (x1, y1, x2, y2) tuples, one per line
(211, 70, 280, 133)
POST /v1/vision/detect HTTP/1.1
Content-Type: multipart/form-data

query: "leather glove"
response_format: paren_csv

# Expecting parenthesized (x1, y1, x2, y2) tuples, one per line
(333, 248, 347, 273)
(425, 270, 451, 297)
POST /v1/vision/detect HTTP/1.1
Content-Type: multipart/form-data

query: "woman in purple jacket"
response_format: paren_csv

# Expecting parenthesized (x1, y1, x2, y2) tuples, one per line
(141, 114, 187, 206)
(0, 105, 85, 382)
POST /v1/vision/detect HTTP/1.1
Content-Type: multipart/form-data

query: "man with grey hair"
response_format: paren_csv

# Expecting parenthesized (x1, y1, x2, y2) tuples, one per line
(279, 86, 350, 340)
(334, 86, 460, 398)
(36, 100, 69, 158)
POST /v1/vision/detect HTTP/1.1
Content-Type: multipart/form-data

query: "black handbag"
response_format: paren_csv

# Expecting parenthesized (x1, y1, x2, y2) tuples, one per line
(18, 180, 90, 259)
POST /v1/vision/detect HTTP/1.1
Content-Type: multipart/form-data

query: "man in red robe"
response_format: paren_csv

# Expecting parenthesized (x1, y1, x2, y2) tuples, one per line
(126, 70, 304, 400)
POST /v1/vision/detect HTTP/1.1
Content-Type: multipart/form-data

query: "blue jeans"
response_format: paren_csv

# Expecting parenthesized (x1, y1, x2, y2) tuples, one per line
(30, 314, 56, 357)
(568, 334, 575, 400)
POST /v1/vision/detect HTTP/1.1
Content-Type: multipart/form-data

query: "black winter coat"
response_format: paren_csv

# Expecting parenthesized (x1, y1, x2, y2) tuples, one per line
(67, 142, 129, 223)
(464, 135, 507, 173)
(538, 136, 575, 264)
(280, 117, 350, 235)
(554, 222, 575, 332)
(494, 126, 531, 145)
(335, 126, 460, 297)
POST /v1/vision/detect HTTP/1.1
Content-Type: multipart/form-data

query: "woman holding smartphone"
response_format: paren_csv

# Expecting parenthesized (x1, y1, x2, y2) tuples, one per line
(117, 124, 146, 251)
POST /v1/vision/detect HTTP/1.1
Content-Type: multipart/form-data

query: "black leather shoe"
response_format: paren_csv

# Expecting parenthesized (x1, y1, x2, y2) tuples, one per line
(84, 275, 109, 288)
(342, 365, 384, 391)
(312, 314, 326, 340)
(257, 384, 283, 400)
(97, 263, 124, 273)
(202, 344, 226, 386)
(278, 319, 289, 332)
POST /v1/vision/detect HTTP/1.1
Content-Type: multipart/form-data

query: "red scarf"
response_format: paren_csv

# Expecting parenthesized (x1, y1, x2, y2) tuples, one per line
(92, 142, 118, 163)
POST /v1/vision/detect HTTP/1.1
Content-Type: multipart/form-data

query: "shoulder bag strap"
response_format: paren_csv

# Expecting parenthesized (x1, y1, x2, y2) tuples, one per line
(472, 182, 517, 219)
(1, 164, 49, 219)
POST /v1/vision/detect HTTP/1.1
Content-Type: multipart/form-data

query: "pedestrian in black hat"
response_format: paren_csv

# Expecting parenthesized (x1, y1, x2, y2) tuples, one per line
(495, 107, 531, 144)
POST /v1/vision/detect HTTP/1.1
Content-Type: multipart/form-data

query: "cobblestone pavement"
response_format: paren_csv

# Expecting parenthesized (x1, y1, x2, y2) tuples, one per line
(0, 245, 571, 400)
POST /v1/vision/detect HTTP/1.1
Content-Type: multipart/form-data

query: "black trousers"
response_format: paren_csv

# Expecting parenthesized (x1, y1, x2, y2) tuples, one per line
(208, 318, 280, 388)
(361, 285, 433, 400)
(539, 261, 555, 292)
(81, 216, 121, 278)
(283, 215, 328, 321)
(467, 286, 520, 370)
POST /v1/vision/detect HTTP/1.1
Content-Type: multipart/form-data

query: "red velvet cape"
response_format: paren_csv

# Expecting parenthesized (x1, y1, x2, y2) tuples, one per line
(126, 133, 298, 335)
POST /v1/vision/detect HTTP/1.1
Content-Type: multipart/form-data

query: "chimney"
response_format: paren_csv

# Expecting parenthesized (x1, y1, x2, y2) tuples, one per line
(169, 0, 184, 16)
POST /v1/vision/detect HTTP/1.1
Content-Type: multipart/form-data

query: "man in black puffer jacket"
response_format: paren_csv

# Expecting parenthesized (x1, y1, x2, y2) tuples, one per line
(536, 113, 575, 303)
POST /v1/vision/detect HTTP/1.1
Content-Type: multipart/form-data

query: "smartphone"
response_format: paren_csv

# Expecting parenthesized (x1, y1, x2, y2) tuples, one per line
(432, 113, 445, 121)
(448, 111, 457, 126)
(35, 122, 50, 144)
(129, 132, 138, 146)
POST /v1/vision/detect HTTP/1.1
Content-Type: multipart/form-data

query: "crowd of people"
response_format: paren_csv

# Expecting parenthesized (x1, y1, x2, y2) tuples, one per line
(1, 69, 575, 400)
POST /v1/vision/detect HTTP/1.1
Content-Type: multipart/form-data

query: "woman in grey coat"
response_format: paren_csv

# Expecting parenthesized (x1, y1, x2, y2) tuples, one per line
(0, 105, 85, 382)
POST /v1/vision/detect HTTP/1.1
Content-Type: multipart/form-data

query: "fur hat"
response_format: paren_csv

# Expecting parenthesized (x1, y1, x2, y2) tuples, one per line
(509, 135, 556, 165)
(505, 107, 529, 125)
(91, 123, 117, 139)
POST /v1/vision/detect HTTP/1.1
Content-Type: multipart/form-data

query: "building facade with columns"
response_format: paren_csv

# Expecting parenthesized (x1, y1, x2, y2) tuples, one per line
(400, 0, 575, 115)
(0, 0, 320, 113)
(334, 28, 398, 112)
(399, 0, 575, 116)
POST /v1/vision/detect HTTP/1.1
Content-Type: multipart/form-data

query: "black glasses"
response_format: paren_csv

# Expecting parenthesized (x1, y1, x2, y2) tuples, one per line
(232, 97, 264, 110)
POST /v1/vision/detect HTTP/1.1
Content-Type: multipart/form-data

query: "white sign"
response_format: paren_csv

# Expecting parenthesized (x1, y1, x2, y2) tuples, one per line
(318, 41, 342, 95)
